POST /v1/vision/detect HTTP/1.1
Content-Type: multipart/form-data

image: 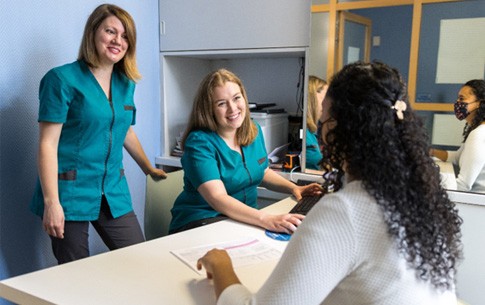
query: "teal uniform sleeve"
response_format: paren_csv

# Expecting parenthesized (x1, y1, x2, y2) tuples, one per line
(182, 132, 221, 189)
(38, 68, 72, 123)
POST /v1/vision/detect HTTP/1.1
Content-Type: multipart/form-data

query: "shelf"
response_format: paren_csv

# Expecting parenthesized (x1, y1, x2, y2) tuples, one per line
(161, 47, 307, 60)
(155, 156, 182, 168)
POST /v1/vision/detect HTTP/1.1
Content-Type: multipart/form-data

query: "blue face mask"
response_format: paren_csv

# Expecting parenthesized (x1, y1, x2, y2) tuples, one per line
(454, 101, 478, 121)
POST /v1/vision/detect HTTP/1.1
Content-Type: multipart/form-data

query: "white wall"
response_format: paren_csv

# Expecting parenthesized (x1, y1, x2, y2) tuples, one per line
(455, 202, 485, 305)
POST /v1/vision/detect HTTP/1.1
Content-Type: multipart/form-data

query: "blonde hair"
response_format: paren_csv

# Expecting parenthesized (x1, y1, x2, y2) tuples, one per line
(307, 75, 327, 133)
(182, 69, 258, 148)
(78, 4, 141, 82)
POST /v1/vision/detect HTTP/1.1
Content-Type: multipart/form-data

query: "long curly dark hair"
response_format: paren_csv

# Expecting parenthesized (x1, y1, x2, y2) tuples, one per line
(321, 61, 462, 290)
(462, 79, 485, 141)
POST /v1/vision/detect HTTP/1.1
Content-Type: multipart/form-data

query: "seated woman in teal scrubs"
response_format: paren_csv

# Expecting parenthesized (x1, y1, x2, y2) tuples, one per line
(169, 69, 322, 234)
(30, 4, 166, 264)
(305, 75, 328, 170)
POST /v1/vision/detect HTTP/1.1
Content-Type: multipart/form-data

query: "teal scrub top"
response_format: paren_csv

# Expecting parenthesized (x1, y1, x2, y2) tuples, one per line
(306, 129, 323, 170)
(30, 60, 136, 221)
(169, 123, 269, 232)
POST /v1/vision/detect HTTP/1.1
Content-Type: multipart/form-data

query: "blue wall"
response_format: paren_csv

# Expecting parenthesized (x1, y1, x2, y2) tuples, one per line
(416, 0, 485, 103)
(358, 1, 484, 103)
(0, 2, 160, 303)
(358, 5, 413, 82)
(357, 2, 484, 144)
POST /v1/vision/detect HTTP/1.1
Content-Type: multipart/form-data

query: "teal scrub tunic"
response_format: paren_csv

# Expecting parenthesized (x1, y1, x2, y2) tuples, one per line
(169, 123, 269, 232)
(305, 129, 323, 170)
(30, 60, 136, 221)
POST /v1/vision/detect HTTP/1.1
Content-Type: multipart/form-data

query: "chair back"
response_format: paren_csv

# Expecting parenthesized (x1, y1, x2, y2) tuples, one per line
(144, 170, 184, 240)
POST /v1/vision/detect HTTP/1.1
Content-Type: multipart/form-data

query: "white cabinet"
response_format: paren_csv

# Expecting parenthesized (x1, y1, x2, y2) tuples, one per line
(159, 0, 311, 52)
(157, 0, 311, 168)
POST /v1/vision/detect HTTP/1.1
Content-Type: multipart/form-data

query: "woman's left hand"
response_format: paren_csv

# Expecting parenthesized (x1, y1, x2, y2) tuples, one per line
(292, 183, 323, 201)
(148, 167, 167, 180)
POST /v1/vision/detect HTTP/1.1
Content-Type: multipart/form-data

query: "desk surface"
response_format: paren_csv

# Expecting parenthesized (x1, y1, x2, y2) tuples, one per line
(0, 197, 297, 305)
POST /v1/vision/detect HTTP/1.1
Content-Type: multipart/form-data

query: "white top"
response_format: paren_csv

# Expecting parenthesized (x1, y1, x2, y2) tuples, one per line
(218, 181, 457, 305)
(447, 124, 485, 192)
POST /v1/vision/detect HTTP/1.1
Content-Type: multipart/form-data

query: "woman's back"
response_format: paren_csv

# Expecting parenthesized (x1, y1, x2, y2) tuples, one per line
(250, 181, 457, 305)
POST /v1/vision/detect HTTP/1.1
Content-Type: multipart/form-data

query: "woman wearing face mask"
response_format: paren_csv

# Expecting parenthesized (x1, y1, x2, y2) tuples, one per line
(431, 79, 485, 192)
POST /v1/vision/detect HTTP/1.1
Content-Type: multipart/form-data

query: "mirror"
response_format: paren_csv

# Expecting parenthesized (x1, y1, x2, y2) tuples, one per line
(306, 4, 413, 174)
(307, 0, 485, 195)
(417, 0, 485, 194)
(336, 11, 371, 70)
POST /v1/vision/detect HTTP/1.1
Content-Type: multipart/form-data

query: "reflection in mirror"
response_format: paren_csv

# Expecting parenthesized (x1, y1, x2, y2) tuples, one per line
(416, 0, 484, 105)
(306, 5, 412, 175)
(336, 11, 371, 70)
(305, 76, 327, 171)
(311, 0, 328, 5)
(306, 10, 329, 175)
(349, 5, 412, 80)
(309, 11, 329, 78)
(417, 0, 485, 194)
(430, 80, 485, 193)
(307, 1, 484, 196)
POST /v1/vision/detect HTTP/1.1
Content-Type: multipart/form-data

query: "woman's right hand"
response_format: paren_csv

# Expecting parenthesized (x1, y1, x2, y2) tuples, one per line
(197, 248, 233, 279)
(43, 202, 65, 239)
(38, 122, 65, 238)
(197, 249, 241, 299)
(261, 213, 305, 234)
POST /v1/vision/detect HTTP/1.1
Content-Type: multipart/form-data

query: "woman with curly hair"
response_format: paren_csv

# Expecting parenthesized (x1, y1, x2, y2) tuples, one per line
(431, 79, 485, 192)
(196, 62, 462, 304)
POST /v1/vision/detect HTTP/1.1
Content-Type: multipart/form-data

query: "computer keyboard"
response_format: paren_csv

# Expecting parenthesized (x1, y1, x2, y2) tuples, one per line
(295, 179, 316, 186)
(289, 195, 322, 215)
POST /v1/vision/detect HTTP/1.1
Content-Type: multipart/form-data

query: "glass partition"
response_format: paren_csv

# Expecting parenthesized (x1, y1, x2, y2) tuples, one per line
(418, 0, 485, 194)
(306, 0, 485, 196)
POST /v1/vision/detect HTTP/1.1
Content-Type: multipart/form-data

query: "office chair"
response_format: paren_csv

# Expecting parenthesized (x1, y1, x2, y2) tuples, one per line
(144, 169, 184, 240)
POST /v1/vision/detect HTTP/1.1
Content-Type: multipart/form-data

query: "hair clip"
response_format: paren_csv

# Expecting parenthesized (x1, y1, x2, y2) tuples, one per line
(391, 100, 407, 120)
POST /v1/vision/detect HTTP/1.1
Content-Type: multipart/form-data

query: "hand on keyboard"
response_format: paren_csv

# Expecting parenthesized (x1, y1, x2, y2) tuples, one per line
(261, 213, 305, 234)
(292, 182, 324, 201)
(289, 195, 323, 215)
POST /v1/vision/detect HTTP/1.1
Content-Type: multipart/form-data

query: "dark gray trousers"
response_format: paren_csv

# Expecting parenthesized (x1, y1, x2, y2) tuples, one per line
(50, 196, 145, 264)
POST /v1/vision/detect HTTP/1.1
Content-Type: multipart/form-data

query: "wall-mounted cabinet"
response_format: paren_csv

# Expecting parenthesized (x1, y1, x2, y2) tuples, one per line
(156, 0, 312, 168)
(159, 0, 311, 52)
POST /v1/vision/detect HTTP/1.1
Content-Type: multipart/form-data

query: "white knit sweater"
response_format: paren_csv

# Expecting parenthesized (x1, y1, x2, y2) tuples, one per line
(447, 124, 485, 192)
(218, 181, 457, 305)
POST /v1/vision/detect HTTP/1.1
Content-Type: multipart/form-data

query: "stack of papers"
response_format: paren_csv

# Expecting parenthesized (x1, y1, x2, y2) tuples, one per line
(171, 237, 282, 275)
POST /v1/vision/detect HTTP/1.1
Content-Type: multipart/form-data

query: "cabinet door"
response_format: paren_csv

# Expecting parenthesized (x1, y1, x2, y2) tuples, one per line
(159, 0, 311, 51)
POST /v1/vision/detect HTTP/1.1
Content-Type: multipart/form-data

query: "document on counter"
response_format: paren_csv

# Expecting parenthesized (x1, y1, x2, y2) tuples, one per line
(171, 237, 282, 275)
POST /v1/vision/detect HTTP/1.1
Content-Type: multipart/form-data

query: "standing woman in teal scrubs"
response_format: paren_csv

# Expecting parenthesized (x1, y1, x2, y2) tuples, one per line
(169, 69, 322, 234)
(31, 4, 166, 264)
